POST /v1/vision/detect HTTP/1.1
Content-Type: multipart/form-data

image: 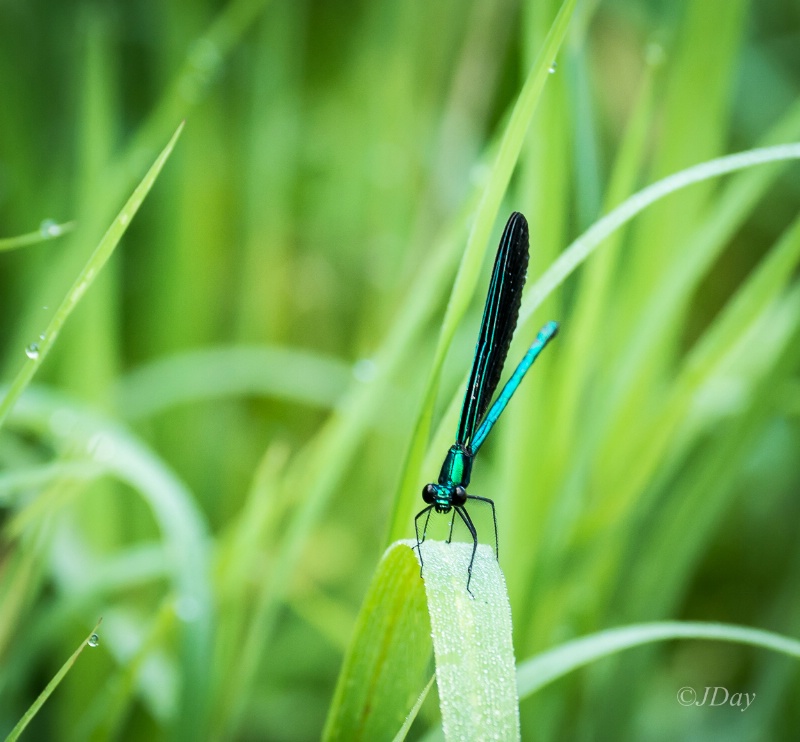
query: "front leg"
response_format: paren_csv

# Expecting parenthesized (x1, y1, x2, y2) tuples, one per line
(445, 510, 456, 543)
(455, 506, 478, 598)
(414, 505, 434, 577)
(466, 495, 498, 560)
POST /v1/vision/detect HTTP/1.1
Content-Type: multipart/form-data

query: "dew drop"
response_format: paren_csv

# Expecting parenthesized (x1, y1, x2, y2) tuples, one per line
(25, 343, 40, 359)
(352, 358, 377, 383)
(548, 61, 558, 74)
(39, 219, 62, 237)
(88, 633, 100, 647)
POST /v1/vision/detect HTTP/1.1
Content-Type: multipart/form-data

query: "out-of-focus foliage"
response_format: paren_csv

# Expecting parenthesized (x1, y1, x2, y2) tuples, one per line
(1, 0, 799, 739)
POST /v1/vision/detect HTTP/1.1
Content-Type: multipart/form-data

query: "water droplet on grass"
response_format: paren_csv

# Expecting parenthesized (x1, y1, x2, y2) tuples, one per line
(548, 62, 558, 74)
(25, 343, 39, 359)
(352, 358, 377, 383)
(40, 219, 61, 237)
(88, 634, 99, 647)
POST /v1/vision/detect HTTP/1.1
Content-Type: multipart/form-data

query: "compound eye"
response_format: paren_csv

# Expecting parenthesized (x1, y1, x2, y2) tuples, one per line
(454, 486, 467, 505)
(422, 484, 436, 504)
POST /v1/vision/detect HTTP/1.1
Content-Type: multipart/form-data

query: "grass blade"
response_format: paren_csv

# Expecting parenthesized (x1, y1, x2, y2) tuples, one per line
(0, 221, 75, 252)
(112, 345, 352, 420)
(323, 542, 431, 742)
(520, 142, 800, 323)
(4, 619, 103, 742)
(388, 0, 578, 545)
(417, 540, 519, 741)
(328, 540, 520, 741)
(516, 621, 800, 699)
(8, 388, 213, 738)
(391, 674, 435, 742)
(0, 123, 185, 430)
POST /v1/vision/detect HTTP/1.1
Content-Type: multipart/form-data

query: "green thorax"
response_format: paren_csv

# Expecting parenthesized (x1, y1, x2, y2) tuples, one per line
(438, 444, 473, 488)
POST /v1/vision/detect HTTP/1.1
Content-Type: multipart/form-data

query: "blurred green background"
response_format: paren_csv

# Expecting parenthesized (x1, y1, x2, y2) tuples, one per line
(1, 0, 800, 739)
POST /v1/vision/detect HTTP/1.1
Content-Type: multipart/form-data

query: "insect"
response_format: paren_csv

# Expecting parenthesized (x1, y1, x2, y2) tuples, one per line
(415, 211, 559, 596)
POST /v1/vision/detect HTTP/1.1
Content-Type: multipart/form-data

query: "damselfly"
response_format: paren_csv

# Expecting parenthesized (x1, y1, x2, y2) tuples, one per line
(415, 211, 559, 595)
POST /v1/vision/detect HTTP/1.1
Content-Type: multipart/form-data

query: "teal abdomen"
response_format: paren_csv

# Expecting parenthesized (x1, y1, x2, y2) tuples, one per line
(438, 445, 473, 487)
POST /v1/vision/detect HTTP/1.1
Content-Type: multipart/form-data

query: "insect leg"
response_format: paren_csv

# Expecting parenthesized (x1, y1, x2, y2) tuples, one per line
(467, 495, 498, 560)
(446, 510, 456, 543)
(414, 506, 434, 577)
(455, 505, 478, 598)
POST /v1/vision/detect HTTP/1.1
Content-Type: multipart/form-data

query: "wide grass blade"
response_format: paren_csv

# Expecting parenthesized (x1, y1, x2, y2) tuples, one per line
(417, 541, 520, 741)
(327, 540, 520, 742)
(323, 542, 431, 742)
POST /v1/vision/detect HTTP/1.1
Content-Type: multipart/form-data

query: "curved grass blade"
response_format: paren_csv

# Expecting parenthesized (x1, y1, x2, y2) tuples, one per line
(8, 387, 213, 739)
(519, 142, 800, 325)
(4, 619, 103, 742)
(421, 621, 800, 739)
(601, 214, 800, 530)
(323, 542, 431, 742)
(596, 103, 800, 431)
(516, 621, 800, 699)
(0, 461, 107, 507)
(113, 345, 352, 420)
(0, 122, 185, 430)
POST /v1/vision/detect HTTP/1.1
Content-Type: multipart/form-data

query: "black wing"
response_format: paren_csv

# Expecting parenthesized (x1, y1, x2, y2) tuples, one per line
(456, 212, 529, 449)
